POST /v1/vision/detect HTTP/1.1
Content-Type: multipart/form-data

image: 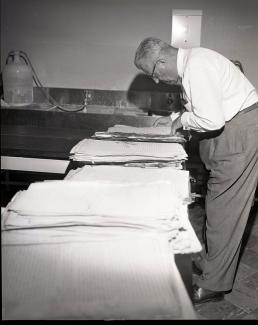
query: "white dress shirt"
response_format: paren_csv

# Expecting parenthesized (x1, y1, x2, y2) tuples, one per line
(177, 48, 258, 132)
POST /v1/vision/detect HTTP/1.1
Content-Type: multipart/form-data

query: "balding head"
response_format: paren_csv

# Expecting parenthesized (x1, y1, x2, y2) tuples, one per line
(134, 37, 179, 85)
(134, 37, 173, 71)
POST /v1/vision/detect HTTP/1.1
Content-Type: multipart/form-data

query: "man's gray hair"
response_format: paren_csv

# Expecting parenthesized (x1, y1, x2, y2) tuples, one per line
(134, 37, 171, 69)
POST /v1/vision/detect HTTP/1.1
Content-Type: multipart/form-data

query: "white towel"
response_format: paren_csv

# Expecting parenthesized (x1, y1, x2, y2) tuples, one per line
(69, 139, 187, 163)
(107, 124, 183, 135)
(107, 114, 181, 135)
(108, 125, 172, 135)
(2, 196, 202, 254)
(65, 165, 190, 200)
(7, 180, 184, 218)
(2, 237, 197, 319)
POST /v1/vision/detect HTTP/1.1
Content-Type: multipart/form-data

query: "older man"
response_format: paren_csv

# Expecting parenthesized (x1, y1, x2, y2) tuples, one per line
(134, 37, 258, 304)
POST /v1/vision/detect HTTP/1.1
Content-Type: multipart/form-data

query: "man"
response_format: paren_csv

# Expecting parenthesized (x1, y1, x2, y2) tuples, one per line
(134, 37, 258, 304)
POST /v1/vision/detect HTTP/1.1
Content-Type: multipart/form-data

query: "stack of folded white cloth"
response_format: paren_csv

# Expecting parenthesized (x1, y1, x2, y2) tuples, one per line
(64, 165, 201, 253)
(2, 166, 201, 254)
(69, 138, 187, 166)
(2, 166, 201, 320)
(2, 166, 201, 251)
(107, 125, 172, 135)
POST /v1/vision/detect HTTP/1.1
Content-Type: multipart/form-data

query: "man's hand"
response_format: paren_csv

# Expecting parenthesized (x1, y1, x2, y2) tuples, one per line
(170, 116, 183, 135)
(153, 116, 172, 127)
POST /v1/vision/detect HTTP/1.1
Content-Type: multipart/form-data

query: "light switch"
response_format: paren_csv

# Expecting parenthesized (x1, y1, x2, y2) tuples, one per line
(171, 10, 202, 48)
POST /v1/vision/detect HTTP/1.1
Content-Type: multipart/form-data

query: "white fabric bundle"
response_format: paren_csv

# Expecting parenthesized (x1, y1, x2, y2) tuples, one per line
(2, 165, 202, 254)
(6, 180, 183, 218)
(2, 237, 197, 319)
(107, 125, 172, 135)
(65, 165, 190, 199)
(107, 115, 181, 135)
(69, 139, 187, 163)
(1, 165, 200, 319)
(2, 210, 201, 254)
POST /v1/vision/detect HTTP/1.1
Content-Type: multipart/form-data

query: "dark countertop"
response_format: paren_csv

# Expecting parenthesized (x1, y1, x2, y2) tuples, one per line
(1, 106, 157, 160)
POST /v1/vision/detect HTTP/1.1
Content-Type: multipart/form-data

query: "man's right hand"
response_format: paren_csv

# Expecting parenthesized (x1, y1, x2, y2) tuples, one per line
(153, 116, 172, 127)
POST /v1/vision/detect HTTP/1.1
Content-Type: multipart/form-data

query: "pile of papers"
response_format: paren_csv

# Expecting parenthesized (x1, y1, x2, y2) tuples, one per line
(93, 125, 186, 143)
(69, 139, 187, 167)
(93, 131, 186, 143)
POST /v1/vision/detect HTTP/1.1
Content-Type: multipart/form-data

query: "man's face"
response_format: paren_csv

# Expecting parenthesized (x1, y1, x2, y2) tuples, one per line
(142, 58, 178, 85)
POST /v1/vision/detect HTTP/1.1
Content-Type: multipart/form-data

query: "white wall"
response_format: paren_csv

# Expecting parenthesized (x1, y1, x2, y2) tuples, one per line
(1, 0, 258, 90)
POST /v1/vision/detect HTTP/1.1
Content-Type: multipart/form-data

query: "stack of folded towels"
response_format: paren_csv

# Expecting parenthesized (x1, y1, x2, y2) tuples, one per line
(2, 166, 200, 253)
(69, 138, 187, 167)
(2, 124, 199, 320)
(2, 165, 201, 320)
(70, 123, 187, 168)
(107, 124, 174, 134)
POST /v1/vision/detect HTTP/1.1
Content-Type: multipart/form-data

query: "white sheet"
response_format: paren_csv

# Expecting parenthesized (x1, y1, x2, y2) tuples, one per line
(6, 180, 185, 218)
(2, 164, 201, 253)
(1, 163, 200, 319)
(107, 123, 181, 135)
(2, 201, 201, 254)
(2, 232, 197, 320)
(65, 165, 190, 198)
(69, 139, 187, 163)
(107, 125, 172, 134)
(1, 176, 200, 319)
(2, 212, 201, 254)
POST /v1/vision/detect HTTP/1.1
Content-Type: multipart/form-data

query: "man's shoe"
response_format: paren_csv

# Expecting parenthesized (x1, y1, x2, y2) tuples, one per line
(193, 284, 224, 304)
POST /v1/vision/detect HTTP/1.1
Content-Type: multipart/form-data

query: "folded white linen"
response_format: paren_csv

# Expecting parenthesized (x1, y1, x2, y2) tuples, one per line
(107, 125, 173, 135)
(93, 132, 186, 144)
(2, 208, 202, 254)
(3, 210, 181, 233)
(69, 139, 187, 163)
(2, 223, 171, 245)
(107, 115, 181, 136)
(2, 235, 197, 319)
(2, 165, 201, 253)
(7, 180, 185, 218)
(65, 165, 190, 200)
(70, 155, 185, 163)
(124, 161, 183, 168)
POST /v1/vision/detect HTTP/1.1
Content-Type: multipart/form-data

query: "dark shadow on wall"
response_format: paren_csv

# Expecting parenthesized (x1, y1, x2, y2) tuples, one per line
(127, 73, 179, 92)
(126, 73, 181, 116)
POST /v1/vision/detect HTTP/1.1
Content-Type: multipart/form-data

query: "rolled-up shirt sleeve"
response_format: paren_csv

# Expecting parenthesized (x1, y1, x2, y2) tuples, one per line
(180, 61, 225, 132)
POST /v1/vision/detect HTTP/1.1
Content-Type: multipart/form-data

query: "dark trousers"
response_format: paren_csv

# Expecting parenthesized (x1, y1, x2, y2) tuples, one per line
(196, 103, 258, 291)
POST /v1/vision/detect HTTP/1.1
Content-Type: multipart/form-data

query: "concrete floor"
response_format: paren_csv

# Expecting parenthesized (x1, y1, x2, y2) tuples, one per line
(189, 201, 258, 320)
